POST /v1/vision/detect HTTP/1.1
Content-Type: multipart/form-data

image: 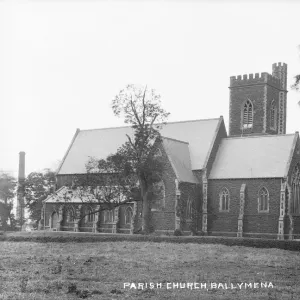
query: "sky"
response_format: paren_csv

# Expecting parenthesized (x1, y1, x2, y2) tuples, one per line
(0, 0, 300, 177)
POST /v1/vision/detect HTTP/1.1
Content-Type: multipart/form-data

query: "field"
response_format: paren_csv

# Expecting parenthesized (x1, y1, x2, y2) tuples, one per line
(0, 240, 299, 299)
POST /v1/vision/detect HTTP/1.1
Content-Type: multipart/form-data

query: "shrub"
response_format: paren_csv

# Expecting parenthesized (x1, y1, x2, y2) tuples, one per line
(173, 229, 182, 236)
(2, 232, 300, 252)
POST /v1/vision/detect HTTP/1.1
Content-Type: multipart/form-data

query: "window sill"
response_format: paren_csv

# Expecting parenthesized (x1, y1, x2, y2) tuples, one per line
(151, 208, 164, 212)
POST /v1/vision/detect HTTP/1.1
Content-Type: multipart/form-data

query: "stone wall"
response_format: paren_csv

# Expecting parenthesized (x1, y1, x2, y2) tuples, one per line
(207, 178, 282, 238)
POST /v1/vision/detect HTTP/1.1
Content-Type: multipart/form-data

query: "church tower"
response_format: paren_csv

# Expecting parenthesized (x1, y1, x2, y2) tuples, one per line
(229, 63, 287, 136)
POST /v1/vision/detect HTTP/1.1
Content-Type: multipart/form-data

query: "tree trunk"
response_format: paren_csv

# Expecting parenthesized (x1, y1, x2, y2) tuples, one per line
(140, 179, 151, 233)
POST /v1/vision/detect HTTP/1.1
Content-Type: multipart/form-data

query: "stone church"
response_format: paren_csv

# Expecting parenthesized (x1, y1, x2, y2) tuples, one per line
(41, 62, 300, 239)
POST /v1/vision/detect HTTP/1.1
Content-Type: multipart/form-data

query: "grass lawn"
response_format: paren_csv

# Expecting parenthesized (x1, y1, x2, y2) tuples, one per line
(0, 241, 299, 299)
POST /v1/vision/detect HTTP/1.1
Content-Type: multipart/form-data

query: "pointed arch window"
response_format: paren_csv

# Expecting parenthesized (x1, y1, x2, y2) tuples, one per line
(125, 206, 133, 225)
(291, 164, 300, 214)
(258, 187, 269, 212)
(86, 207, 95, 223)
(66, 207, 75, 222)
(242, 100, 253, 129)
(104, 209, 114, 223)
(219, 188, 230, 212)
(186, 197, 194, 219)
(270, 100, 277, 130)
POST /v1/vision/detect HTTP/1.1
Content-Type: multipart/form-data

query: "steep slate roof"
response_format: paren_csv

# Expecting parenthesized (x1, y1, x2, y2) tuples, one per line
(45, 186, 101, 203)
(209, 133, 297, 179)
(57, 118, 221, 175)
(161, 137, 198, 183)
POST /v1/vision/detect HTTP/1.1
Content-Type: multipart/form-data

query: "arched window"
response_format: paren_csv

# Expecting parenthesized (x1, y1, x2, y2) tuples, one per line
(151, 180, 165, 210)
(86, 207, 94, 223)
(51, 211, 59, 228)
(66, 207, 75, 222)
(242, 100, 253, 129)
(125, 206, 133, 224)
(186, 197, 194, 219)
(219, 188, 230, 212)
(104, 209, 114, 223)
(270, 100, 277, 130)
(291, 164, 300, 214)
(258, 187, 269, 212)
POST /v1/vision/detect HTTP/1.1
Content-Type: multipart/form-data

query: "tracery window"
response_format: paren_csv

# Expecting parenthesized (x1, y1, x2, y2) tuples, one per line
(104, 209, 114, 223)
(291, 164, 300, 214)
(125, 206, 133, 225)
(66, 207, 75, 222)
(258, 187, 269, 212)
(219, 188, 230, 212)
(242, 100, 253, 129)
(86, 207, 94, 223)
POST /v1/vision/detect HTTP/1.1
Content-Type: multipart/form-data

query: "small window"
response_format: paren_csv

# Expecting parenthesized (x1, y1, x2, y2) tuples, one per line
(154, 148, 162, 157)
(258, 187, 269, 212)
(125, 206, 133, 224)
(270, 100, 277, 130)
(219, 188, 230, 212)
(242, 100, 253, 129)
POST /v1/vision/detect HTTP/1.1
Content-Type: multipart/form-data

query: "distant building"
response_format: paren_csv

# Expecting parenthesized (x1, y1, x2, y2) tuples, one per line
(16, 151, 26, 230)
(41, 62, 300, 239)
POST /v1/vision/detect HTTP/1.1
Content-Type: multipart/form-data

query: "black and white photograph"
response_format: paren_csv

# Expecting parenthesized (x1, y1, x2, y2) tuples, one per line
(0, 0, 300, 299)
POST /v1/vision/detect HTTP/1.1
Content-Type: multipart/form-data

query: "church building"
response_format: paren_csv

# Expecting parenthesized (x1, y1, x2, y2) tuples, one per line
(41, 62, 300, 239)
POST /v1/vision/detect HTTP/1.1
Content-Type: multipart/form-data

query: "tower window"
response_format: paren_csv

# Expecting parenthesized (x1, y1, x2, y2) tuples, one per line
(270, 100, 277, 130)
(258, 187, 269, 212)
(242, 100, 253, 129)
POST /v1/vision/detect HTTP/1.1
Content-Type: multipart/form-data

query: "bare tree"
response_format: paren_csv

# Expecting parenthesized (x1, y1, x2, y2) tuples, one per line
(59, 85, 169, 233)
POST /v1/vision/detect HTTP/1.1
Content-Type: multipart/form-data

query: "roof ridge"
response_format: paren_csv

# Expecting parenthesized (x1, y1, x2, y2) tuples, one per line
(223, 133, 296, 140)
(161, 136, 189, 144)
(79, 117, 221, 132)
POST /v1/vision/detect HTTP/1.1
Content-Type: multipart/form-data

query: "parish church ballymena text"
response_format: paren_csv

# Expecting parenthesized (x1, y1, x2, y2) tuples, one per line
(41, 62, 300, 239)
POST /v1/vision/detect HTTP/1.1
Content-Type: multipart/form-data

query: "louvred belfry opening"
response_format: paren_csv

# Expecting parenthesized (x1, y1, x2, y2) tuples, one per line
(243, 100, 253, 128)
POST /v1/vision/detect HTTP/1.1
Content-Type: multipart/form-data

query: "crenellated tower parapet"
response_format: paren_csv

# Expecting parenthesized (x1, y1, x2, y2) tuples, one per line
(272, 62, 287, 91)
(230, 72, 281, 90)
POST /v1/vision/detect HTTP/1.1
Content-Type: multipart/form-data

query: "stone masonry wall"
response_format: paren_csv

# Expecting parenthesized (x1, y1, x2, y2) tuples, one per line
(286, 135, 300, 236)
(208, 178, 282, 238)
(149, 141, 177, 232)
(229, 85, 265, 136)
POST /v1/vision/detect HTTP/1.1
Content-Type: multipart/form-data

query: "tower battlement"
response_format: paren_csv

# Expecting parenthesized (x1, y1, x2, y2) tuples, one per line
(272, 62, 287, 70)
(230, 72, 281, 89)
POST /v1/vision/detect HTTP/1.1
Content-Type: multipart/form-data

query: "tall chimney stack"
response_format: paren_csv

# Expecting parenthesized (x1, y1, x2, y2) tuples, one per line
(16, 151, 26, 229)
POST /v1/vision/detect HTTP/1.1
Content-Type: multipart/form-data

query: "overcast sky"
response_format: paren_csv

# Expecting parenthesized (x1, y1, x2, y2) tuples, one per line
(0, 0, 300, 177)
